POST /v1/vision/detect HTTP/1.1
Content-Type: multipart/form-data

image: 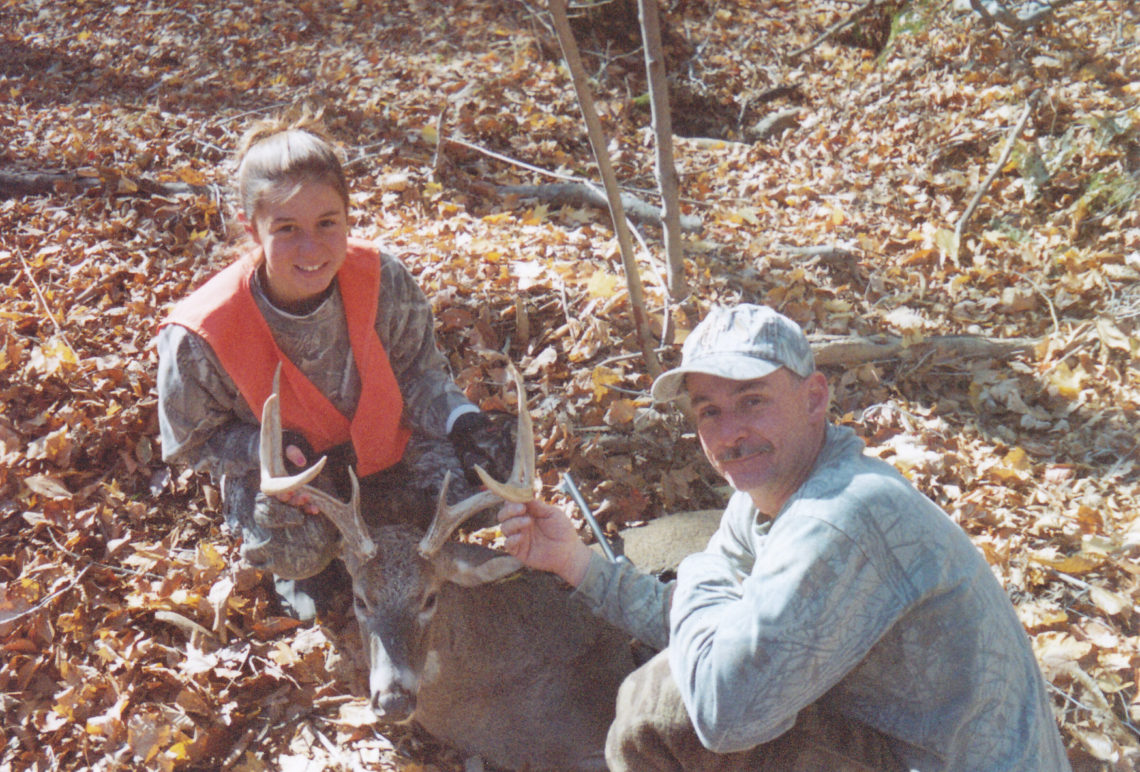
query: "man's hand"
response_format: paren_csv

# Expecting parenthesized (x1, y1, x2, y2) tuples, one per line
(498, 500, 592, 587)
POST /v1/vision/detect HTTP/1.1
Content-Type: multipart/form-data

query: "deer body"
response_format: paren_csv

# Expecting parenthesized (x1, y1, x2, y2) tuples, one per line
(348, 527, 637, 771)
(261, 365, 640, 770)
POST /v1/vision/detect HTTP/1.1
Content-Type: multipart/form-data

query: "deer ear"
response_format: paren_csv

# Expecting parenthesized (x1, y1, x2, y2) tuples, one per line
(436, 543, 523, 587)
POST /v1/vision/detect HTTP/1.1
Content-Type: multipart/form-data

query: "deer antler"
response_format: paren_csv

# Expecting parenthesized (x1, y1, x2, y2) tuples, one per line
(259, 365, 376, 559)
(418, 364, 535, 559)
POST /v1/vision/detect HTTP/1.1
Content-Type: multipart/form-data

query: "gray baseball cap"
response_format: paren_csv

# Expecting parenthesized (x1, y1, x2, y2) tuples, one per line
(651, 304, 815, 403)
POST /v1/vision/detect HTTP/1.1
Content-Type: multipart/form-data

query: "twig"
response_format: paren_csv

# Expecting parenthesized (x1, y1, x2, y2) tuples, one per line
(497, 183, 703, 232)
(445, 135, 582, 183)
(951, 91, 1039, 262)
(443, 134, 712, 210)
(1012, 269, 1060, 336)
(625, 211, 669, 291)
(787, 0, 880, 59)
(15, 250, 78, 358)
(154, 610, 216, 641)
(0, 564, 92, 626)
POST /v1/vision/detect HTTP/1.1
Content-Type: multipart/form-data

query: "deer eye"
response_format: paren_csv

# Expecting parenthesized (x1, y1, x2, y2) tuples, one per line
(422, 591, 439, 615)
(353, 595, 367, 614)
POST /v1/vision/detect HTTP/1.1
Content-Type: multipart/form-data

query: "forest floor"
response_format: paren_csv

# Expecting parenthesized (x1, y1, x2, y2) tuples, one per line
(1, 0, 1138, 769)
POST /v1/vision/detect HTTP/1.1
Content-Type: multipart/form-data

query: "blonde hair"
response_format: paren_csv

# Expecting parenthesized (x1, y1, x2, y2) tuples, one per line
(235, 108, 349, 223)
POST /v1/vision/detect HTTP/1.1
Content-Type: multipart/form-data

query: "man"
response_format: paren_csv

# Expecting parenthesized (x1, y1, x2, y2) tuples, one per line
(498, 304, 1070, 771)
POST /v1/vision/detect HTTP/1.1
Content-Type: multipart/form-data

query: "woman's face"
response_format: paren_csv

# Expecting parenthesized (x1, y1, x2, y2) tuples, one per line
(248, 181, 348, 310)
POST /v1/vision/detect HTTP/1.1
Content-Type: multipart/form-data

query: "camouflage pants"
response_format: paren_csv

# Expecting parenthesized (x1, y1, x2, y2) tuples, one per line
(606, 651, 906, 772)
(222, 430, 476, 582)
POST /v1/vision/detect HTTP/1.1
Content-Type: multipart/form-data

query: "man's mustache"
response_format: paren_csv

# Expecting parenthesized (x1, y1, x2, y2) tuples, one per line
(714, 441, 773, 465)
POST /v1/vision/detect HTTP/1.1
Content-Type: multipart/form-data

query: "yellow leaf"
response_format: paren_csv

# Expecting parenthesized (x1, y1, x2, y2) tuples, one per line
(197, 542, 226, 572)
(590, 366, 621, 401)
(420, 124, 439, 145)
(167, 741, 191, 761)
(586, 271, 620, 299)
(268, 640, 300, 667)
(1029, 552, 1102, 574)
(1048, 361, 1085, 399)
(49, 338, 76, 363)
(177, 167, 206, 186)
(522, 204, 548, 225)
(1001, 447, 1031, 471)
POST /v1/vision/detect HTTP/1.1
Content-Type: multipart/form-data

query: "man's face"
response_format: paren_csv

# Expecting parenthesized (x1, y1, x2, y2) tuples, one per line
(688, 368, 829, 515)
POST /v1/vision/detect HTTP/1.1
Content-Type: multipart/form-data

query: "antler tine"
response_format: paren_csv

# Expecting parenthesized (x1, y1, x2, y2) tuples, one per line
(259, 364, 376, 559)
(260, 366, 327, 494)
(472, 365, 535, 503)
(418, 364, 535, 558)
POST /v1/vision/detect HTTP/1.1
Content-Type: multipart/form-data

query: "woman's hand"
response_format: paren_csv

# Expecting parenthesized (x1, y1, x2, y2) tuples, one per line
(272, 443, 320, 515)
(498, 499, 592, 587)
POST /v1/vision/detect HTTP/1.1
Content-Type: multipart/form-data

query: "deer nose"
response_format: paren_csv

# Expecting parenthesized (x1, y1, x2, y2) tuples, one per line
(371, 687, 415, 723)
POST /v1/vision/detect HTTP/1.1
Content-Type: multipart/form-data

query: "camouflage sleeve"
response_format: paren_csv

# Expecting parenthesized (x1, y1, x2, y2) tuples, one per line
(574, 552, 674, 651)
(375, 251, 474, 437)
(155, 323, 260, 480)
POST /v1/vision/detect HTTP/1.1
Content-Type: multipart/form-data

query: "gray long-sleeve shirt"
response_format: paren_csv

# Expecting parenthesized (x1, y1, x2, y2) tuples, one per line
(156, 246, 477, 480)
(575, 423, 1070, 771)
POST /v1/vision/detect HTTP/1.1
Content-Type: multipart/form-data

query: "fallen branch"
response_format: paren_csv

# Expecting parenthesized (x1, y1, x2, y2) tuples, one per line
(0, 168, 212, 199)
(776, 243, 857, 260)
(496, 183, 703, 232)
(968, 0, 1079, 30)
(810, 332, 1038, 367)
(950, 91, 1039, 262)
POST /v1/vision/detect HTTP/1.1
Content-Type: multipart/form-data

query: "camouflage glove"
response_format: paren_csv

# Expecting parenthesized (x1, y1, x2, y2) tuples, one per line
(449, 410, 518, 488)
(223, 471, 340, 580)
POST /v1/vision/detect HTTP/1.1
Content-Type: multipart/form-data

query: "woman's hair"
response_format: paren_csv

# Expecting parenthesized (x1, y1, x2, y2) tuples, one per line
(234, 107, 349, 223)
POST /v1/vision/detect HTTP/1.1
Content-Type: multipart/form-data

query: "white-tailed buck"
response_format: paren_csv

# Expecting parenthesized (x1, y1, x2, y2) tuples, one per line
(260, 366, 640, 771)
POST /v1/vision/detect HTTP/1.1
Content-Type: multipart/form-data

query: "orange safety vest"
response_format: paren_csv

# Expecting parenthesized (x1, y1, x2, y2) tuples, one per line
(163, 238, 410, 477)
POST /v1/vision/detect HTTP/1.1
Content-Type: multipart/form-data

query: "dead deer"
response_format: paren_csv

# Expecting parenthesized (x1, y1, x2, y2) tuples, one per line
(259, 366, 639, 771)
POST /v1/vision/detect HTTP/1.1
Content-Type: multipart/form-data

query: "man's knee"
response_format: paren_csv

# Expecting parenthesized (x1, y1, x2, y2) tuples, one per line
(606, 650, 693, 771)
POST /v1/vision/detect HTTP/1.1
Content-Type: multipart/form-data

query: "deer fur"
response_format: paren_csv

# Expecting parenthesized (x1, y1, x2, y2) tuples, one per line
(344, 525, 638, 772)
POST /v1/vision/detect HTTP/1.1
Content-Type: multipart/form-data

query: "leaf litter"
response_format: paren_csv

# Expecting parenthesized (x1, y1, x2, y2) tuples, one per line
(1, 0, 1138, 769)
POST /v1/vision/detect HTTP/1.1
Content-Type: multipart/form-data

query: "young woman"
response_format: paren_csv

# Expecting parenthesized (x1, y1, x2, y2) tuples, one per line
(156, 112, 506, 620)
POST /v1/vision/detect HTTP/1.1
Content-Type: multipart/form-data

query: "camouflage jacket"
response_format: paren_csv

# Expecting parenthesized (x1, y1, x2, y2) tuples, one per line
(156, 245, 477, 483)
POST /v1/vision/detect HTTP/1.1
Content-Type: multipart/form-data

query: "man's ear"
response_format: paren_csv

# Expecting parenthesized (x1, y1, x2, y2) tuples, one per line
(805, 371, 830, 417)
